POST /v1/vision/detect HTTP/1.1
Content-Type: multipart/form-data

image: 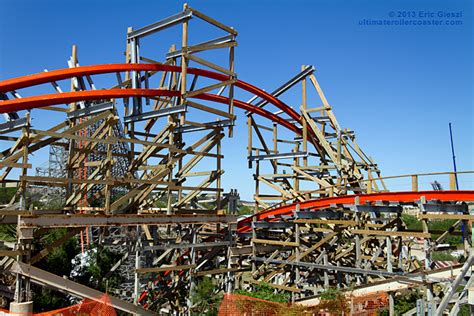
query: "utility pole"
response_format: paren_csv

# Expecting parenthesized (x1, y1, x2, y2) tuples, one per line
(448, 122, 459, 190)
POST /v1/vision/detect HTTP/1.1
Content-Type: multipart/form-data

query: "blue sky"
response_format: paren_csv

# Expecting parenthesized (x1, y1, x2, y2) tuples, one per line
(0, 0, 472, 199)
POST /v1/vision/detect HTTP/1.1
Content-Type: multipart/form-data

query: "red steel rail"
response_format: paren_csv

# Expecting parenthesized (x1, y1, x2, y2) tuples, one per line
(0, 63, 301, 121)
(237, 190, 474, 232)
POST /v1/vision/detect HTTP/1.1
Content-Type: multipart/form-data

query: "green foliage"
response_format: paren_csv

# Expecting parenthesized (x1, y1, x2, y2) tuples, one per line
(319, 287, 340, 300)
(73, 246, 123, 292)
(33, 288, 72, 312)
(33, 229, 79, 312)
(402, 214, 422, 231)
(432, 251, 456, 261)
(36, 229, 78, 277)
(0, 224, 16, 242)
(402, 214, 463, 245)
(0, 187, 16, 204)
(154, 199, 167, 208)
(459, 305, 472, 316)
(191, 277, 222, 315)
(379, 290, 421, 316)
(237, 205, 253, 215)
(235, 283, 290, 303)
(31, 197, 65, 210)
(32, 230, 122, 312)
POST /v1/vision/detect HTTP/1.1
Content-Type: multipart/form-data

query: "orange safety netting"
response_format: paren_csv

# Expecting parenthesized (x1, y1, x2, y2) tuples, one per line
(218, 292, 389, 316)
(0, 294, 116, 316)
(218, 293, 344, 316)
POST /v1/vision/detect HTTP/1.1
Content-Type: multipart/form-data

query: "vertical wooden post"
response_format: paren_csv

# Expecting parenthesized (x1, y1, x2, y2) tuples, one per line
(66, 45, 78, 209)
(104, 124, 113, 214)
(216, 132, 222, 211)
(386, 236, 393, 273)
(293, 204, 300, 303)
(251, 220, 256, 283)
(323, 253, 329, 287)
(247, 116, 252, 168)
(354, 198, 361, 269)
(124, 27, 132, 134)
(228, 34, 235, 137)
(20, 113, 30, 212)
(188, 225, 197, 312)
(301, 66, 308, 168)
(293, 143, 300, 193)
(254, 149, 260, 213)
(337, 130, 342, 168)
(449, 173, 457, 190)
(367, 173, 373, 194)
(180, 3, 189, 126)
(134, 226, 140, 306)
(420, 196, 435, 313)
(411, 175, 418, 192)
(273, 123, 278, 174)
(166, 120, 174, 215)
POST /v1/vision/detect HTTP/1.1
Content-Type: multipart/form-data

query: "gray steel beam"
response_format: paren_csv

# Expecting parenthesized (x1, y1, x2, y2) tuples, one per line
(354, 205, 402, 213)
(436, 253, 474, 315)
(19, 214, 237, 228)
(10, 261, 155, 315)
(295, 210, 343, 219)
(245, 65, 315, 114)
(173, 119, 233, 133)
(255, 65, 315, 107)
(253, 221, 294, 229)
(166, 35, 234, 59)
(142, 241, 233, 251)
(0, 93, 19, 122)
(249, 151, 308, 162)
(0, 117, 28, 134)
(67, 102, 114, 120)
(252, 256, 422, 279)
(422, 203, 468, 213)
(123, 105, 187, 124)
(128, 10, 193, 39)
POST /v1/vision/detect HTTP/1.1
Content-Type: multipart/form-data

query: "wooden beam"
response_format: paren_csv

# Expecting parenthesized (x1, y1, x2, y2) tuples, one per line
(350, 229, 430, 238)
(252, 238, 299, 247)
(136, 264, 196, 273)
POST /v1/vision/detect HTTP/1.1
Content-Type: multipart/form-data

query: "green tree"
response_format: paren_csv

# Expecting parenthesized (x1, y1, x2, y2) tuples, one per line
(235, 283, 290, 303)
(191, 277, 222, 315)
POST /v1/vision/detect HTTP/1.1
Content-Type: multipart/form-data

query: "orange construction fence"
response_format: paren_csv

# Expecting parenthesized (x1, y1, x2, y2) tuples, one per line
(218, 291, 389, 316)
(0, 294, 116, 316)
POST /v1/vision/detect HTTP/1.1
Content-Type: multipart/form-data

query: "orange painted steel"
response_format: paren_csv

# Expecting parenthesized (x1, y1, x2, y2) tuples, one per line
(237, 190, 474, 233)
(0, 88, 178, 113)
(0, 63, 301, 121)
(0, 88, 300, 135)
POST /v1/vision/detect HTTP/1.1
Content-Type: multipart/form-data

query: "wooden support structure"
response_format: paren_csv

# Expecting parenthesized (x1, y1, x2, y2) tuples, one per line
(0, 4, 472, 315)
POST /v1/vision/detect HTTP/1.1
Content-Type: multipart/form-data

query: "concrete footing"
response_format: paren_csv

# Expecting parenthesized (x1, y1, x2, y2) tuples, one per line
(10, 301, 33, 314)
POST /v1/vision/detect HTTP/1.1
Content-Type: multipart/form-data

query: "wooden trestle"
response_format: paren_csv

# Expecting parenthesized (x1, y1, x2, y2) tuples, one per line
(0, 4, 473, 315)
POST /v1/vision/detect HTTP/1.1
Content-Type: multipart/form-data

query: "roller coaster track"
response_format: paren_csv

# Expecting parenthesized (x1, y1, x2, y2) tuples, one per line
(0, 64, 301, 124)
(238, 190, 474, 233)
(1, 6, 473, 315)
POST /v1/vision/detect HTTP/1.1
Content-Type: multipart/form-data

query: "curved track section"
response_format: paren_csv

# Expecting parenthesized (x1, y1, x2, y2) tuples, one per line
(238, 190, 474, 232)
(0, 63, 300, 121)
